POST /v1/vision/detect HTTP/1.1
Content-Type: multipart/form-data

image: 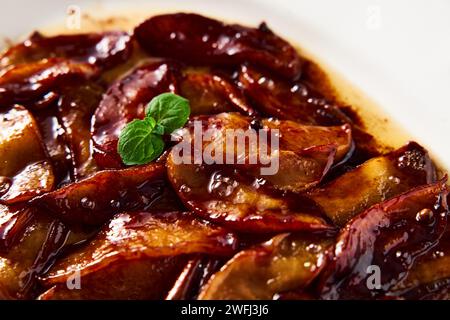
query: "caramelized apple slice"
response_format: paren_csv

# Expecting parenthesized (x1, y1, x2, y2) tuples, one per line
(0, 213, 57, 299)
(0, 31, 132, 117)
(0, 31, 132, 70)
(39, 211, 237, 300)
(0, 211, 94, 299)
(255, 145, 336, 193)
(261, 120, 352, 161)
(0, 106, 54, 204)
(318, 180, 448, 299)
(387, 231, 450, 299)
(180, 69, 255, 116)
(238, 65, 351, 125)
(167, 155, 330, 233)
(199, 113, 351, 162)
(31, 163, 170, 226)
(38, 257, 187, 300)
(0, 204, 33, 252)
(309, 142, 436, 226)
(1, 161, 54, 204)
(251, 120, 352, 192)
(199, 233, 333, 299)
(31, 82, 102, 183)
(167, 112, 353, 231)
(0, 58, 97, 107)
(135, 13, 302, 80)
(178, 113, 351, 192)
(0, 107, 49, 176)
(33, 108, 72, 184)
(92, 61, 179, 168)
(57, 82, 103, 180)
(44, 211, 237, 282)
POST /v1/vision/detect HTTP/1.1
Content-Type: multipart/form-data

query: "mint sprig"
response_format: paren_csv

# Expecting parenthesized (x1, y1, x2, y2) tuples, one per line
(118, 93, 190, 165)
(146, 92, 191, 134)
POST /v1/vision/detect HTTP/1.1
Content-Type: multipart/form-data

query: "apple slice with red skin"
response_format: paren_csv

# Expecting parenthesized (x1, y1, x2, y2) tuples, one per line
(0, 213, 56, 299)
(0, 31, 133, 70)
(199, 233, 334, 299)
(166, 112, 352, 232)
(318, 180, 449, 299)
(91, 61, 179, 168)
(0, 31, 133, 109)
(33, 107, 73, 185)
(135, 13, 302, 80)
(39, 257, 186, 300)
(238, 65, 351, 126)
(0, 58, 98, 107)
(56, 82, 104, 180)
(261, 119, 352, 162)
(176, 112, 351, 193)
(0, 210, 96, 300)
(246, 145, 337, 193)
(180, 68, 256, 116)
(31, 163, 173, 226)
(0, 204, 33, 253)
(309, 142, 436, 226)
(167, 155, 331, 233)
(28, 81, 104, 184)
(38, 211, 237, 300)
(386, 230, 450, 299)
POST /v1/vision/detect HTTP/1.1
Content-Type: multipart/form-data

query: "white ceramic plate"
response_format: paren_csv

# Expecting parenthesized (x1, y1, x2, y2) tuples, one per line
(1, 0, 449, 167)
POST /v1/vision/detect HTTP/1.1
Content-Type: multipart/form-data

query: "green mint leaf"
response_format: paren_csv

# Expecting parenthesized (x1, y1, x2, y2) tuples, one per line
(153, 123, 165, 135)
(118, 93, 190, 166)
(145, 116, 157, 129)
(118, 119, 164, 165)
(146, 92, 190, 134)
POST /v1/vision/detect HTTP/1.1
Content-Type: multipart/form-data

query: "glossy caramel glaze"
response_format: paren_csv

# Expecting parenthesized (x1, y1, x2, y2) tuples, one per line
(0, 12, 448, 300)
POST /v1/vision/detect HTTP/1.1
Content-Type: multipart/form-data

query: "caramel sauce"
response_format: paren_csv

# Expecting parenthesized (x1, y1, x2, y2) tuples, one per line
(1, 11, 447, 300)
